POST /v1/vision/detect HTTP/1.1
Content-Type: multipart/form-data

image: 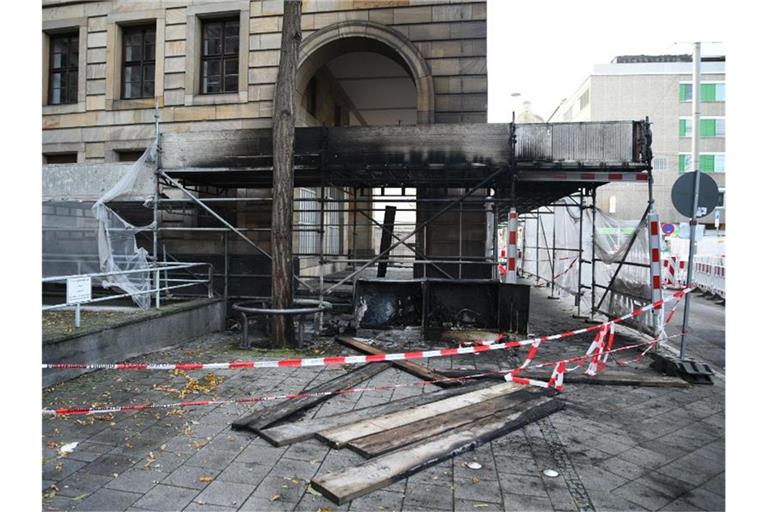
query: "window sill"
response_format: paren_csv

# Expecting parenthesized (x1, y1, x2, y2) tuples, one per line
(110, 98, 159, 110)
(185, 91, 247, 106)
(43, 102, 85, 115)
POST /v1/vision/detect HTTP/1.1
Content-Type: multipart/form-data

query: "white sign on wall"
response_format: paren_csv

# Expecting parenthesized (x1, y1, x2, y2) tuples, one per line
(66, 276, 92, 304)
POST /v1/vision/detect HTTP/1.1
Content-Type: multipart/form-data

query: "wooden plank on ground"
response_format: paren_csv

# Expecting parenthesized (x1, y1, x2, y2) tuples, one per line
(336, 335, 459, 388)
(311, 393, 565, 504)
(437, 367, 689, 388)
(231, 362, 390, 432)
(259, 381, 490, 446)
(347, 388, 543, 458)
(317, 382, 522, 448)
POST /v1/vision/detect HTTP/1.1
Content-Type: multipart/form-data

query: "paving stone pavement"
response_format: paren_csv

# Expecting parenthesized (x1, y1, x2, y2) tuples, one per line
(42, 282, 725, 511)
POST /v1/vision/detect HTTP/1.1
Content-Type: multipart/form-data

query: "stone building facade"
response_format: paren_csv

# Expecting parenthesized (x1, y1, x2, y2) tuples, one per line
(42, 0, 487, 162)
(42, 0, 490, 283)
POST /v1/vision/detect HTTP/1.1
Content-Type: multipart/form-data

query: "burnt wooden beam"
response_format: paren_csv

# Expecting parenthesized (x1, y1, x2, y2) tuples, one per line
(437, 367, 689, 388)
(376, 205, 397, 278)
(311, 393, 565, 504)
(336, 336, 459, 388)
(231, 362, 390, 433)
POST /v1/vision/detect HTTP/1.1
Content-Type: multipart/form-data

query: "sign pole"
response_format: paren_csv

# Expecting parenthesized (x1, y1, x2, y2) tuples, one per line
(680, 42, 702, 359)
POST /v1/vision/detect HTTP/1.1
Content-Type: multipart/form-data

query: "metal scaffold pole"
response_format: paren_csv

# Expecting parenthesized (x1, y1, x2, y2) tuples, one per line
(680, 42, 702, 359)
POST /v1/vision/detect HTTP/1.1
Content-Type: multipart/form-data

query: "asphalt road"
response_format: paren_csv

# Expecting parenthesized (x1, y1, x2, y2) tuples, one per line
(662, 290, 725, 371)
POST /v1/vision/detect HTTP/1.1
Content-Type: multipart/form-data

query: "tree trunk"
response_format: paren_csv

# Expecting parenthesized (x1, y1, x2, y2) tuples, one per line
(271, 0, 302, 348)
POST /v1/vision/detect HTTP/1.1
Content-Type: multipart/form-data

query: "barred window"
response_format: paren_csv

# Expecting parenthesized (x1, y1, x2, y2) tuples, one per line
(49, 32, 79, 105)
(122, 24, 156, 99)
(200, 17, 239, 94)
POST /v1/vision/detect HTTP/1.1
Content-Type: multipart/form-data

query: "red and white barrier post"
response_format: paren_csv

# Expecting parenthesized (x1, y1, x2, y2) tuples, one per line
(647, 212, 665, 337)
(506, 209, 518, 284)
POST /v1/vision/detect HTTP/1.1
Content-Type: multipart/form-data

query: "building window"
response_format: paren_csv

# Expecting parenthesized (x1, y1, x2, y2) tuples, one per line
(679, 118, 725, 137)
(44, 152, 78, 164)
(678, 153, 725, 173)
(200, 17, 239, 94)
(579, 90, 590, 111)
(679, 82, 725, 102)
(48, 32, 79, 105)
(122, 24, 156, 99)
(115, 150, 145, 162)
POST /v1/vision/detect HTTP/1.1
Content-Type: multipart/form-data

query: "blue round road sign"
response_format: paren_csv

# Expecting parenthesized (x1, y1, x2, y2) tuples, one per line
(661, 223, 675, 235)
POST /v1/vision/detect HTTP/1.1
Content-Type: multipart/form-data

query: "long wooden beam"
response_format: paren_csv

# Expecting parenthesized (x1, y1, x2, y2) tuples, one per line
(258, 381, 490, 446)
(311, 394, 565, 504)
(347, 389, 542, 458)
(336, 336, 458, 388)
(231, 362, 390, 432)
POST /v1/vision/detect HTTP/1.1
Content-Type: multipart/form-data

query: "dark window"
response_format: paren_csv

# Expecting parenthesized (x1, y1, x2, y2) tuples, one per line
(116, 150, 145, 162)
(307, 76, 318, 116)
(122, 24, 156, 99)
(48, 32, 79, 105)
(200, 17, 239, 94)
(44, 153, 78, 164)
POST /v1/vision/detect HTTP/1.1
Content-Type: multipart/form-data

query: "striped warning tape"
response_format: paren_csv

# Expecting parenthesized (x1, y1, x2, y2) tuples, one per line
(42, 338, 662, 417)
(42, 289, 691, 372)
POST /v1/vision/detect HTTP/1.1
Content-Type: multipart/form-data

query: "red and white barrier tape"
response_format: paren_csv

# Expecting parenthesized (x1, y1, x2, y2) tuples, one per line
(42, 338, 663, 417)
(42, 289, 691, 372)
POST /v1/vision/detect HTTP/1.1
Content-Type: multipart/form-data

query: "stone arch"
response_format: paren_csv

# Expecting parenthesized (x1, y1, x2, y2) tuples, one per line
(297, 21, 434, 124)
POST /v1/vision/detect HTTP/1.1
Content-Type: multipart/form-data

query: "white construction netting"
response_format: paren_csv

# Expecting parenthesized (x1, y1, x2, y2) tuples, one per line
(43, 144, 157, 309)
(520, 202, 653, 331)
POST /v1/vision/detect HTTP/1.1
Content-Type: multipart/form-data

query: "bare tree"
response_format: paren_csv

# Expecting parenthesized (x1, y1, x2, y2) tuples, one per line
(271, 0, 302, 347)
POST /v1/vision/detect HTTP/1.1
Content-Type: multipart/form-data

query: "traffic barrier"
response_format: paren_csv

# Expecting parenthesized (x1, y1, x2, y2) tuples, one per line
(663, 256, 687, 289)
(692, 256, 725, 299)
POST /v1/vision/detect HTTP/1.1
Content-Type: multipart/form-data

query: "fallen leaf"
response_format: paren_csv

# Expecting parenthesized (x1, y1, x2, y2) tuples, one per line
(270, 494, 281, 502)
(307, 485, 322, 497)
(473, 504, 489, 508)
(198, 475, 215, 483)
(471, 476, 480, 484)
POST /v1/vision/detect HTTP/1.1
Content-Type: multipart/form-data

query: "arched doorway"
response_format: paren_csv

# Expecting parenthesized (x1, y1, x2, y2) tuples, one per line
(296, 21, 434, 126)
(293, 22, 435, 277)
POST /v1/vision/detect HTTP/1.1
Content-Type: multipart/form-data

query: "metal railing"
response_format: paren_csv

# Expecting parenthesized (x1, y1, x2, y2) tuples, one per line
(42, 262, 214, 326)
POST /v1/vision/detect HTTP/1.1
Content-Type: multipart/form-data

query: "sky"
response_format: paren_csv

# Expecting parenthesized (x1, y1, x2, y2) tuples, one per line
(486, 0, 725, 123)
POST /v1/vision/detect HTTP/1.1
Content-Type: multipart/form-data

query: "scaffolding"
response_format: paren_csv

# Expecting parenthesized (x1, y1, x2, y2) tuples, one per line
(45, 117, 657, 336)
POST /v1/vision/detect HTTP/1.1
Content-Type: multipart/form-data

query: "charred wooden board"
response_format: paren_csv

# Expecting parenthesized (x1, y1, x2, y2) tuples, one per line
(317, 382, 522, 448)
(258, 381, 490, 446)
(437, 367, 689, 388)
(231, 363, 390, 433)
(311, 394, 565, 504)
(347, 388, 544, 458)
(336, 336, 460, 388)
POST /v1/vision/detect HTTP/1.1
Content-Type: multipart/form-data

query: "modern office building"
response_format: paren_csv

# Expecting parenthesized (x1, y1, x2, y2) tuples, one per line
(550, 53, 726, 229)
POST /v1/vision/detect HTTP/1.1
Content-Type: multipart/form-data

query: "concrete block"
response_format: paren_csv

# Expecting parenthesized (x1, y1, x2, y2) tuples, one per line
(258, 32, 281, 49)
(462, 39, 486, 56)
(407, 23, 450, 41)
(86, 63, 106, 80)
(461, 76, 487, 93)
(132, 485, 198, 511)
(460, 56, 487, 75)
(165, 56, 186, 74)
(165, 7, 186, 25)
(87, 31, 107, 49)
(436, 94, 463, 112)
(85, 142, 105, 159)
(422, 40, 461, 58)
(164, 89, 185, 106)
(87, 15, 107, 32)
(472, 3, 487, 19)
(449, 20, 486, 39)
(249, 50, 280, 68)
(86, 78, 106, 95)
(194, 480, 256, 508)
(432, 4, 471, 22)
(261, 0, 284, 16)
(248, 84, 275, 101)
(87, 47, 106, 64)
(165, 40, 185, 57)
(428, 58, 460, 76)
(165, 23, 186, 41)
(314, 11, 340, 28)
(250, 15, 280, 34)
(393, 6, 432, 24)
(248, 66, 278, 85)
(433, 76, 462, 94)
(369, 8, 394, 25)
